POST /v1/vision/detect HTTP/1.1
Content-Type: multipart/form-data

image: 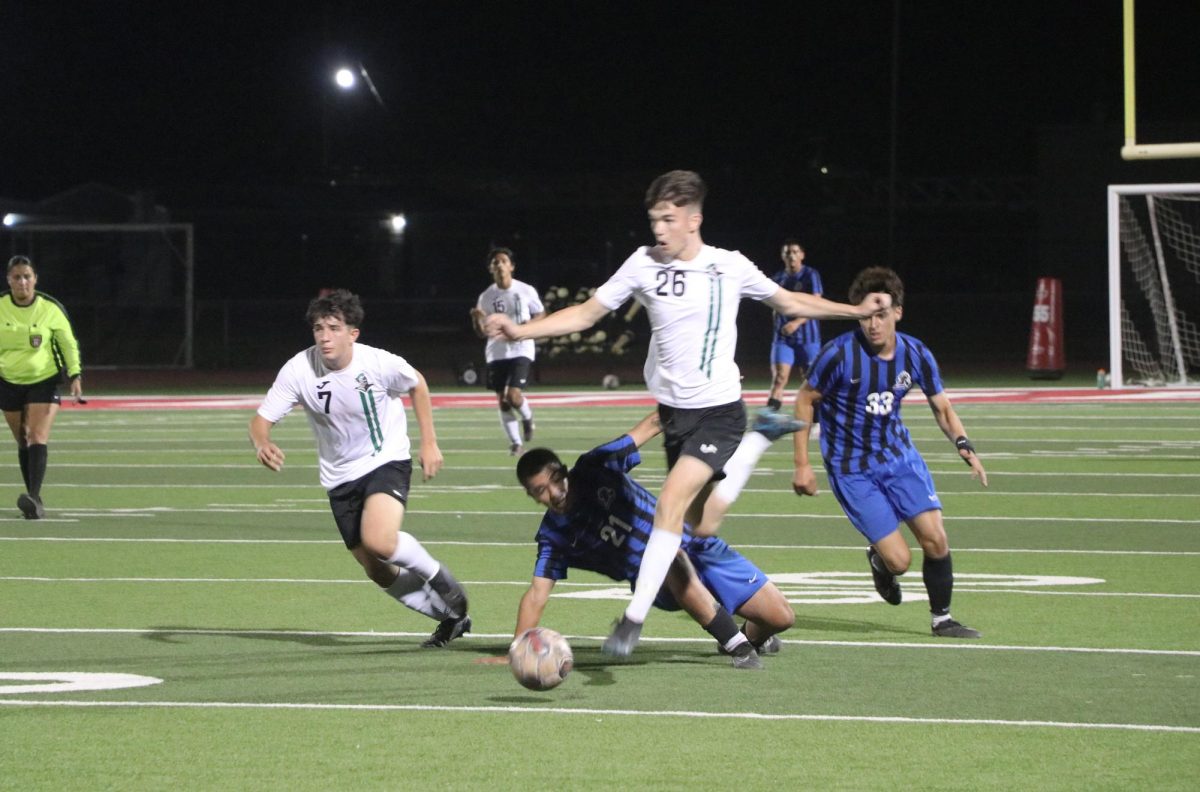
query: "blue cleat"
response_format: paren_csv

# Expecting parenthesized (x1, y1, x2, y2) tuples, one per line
(750, 408, 807, 441)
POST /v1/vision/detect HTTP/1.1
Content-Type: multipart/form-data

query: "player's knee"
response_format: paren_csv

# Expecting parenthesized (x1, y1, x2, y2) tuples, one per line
(499, 398, 513, 411)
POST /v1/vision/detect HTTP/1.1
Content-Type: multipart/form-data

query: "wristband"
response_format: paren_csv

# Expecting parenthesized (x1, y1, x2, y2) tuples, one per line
(954, 435, 975, 464)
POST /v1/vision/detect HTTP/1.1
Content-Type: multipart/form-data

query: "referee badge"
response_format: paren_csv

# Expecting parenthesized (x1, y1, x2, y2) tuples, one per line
(29, 334, 43, 349)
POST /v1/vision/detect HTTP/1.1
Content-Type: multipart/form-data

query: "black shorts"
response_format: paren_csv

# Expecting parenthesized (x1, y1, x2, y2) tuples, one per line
(485, 357, 533, 392)
(657, 400, 746, 476)
(326, 460, 412, 549)
(0, 375, 62, 412)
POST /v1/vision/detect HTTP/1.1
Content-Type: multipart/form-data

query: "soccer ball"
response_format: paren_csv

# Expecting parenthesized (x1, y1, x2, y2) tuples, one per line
(601, 373, 620, 390)
(508, 627, 573, 691)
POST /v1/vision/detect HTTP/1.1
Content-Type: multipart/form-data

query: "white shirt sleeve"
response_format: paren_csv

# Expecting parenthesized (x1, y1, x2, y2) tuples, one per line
(257, 358, 302, 423)
(734, 252, 781, 301)
(594, 250, 643, 310)
(383, 351, 421, 396)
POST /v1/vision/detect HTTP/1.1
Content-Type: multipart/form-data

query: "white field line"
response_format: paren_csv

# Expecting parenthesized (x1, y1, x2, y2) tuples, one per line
(0, 698, 1194, 734)
(3, 536, 1200, 557)
(4, 626, 1198, 658)
(2, 576, 1196, 601)
(6, 506, 1197, 525)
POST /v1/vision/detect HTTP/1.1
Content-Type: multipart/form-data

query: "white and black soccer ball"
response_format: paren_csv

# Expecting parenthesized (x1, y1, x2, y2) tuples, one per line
(509, 627, 573, 691)
(601, 373, 620, 390)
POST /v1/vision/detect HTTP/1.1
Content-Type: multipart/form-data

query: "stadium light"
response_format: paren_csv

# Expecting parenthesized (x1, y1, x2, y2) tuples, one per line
(389, 213, 407, 235)
(2, 213, 17, 227)
(334, 67, 356, 90)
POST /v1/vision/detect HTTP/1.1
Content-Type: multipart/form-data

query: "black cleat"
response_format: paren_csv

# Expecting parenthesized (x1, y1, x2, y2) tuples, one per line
(420, 614, 472, 648)
(17, 493, 44, 520)
(932, 618, 981, 639)
(521, 418, 535, 442)
(426, 567, 469, 619)
(729, 641, 763, 670)
(601, 615, 642, 657)
(509, 442, 523, 456)
(867, 547, 902, 605)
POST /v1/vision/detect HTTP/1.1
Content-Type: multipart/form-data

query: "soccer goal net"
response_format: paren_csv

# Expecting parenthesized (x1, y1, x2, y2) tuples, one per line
(1107, 184, 1200, 387)
(1, 223, 194, 368)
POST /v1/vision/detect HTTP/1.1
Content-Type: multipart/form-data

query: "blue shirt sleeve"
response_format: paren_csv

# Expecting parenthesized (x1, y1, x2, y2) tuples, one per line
(532, 517, 571, 580)
(575, 434, 641, 475)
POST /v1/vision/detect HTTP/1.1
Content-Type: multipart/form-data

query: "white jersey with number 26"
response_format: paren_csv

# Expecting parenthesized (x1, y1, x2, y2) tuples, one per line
(594, 245, 778, 408)
(257, 343, 420, 490)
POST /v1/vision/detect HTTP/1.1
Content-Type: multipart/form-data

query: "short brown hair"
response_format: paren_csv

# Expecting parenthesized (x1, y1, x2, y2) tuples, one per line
(848, 267, 905, 308)
(306, 289, 365, 328)
(644, 170, 707, 210)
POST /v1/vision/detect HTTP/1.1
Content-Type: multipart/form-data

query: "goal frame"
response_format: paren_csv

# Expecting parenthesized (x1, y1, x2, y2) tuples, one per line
(1107, 183, 1200, 388)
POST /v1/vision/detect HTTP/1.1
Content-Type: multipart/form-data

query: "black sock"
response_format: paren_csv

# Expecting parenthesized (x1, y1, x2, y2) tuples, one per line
(923, 552, 954, 617)
(702, 604, 741, 646)
(27, 444, 47, 498)
(767, 398, 782, 411)
(17, 445, 30, 490)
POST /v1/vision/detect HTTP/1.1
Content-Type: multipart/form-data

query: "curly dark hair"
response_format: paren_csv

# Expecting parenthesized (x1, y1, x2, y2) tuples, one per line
(305, 289, 365, 328)
(848, 267, 905, 308)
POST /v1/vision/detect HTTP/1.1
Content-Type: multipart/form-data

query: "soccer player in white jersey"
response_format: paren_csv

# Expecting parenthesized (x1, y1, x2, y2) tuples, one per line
(250, 290, 471, 648)
(469, 248, 544, 455)
(485, 170, 891, 656)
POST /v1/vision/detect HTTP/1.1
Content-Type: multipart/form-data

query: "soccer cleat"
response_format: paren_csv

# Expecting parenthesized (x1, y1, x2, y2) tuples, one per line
(509, 442, 523, 456)
(426, 567, 469, 619)
(749, 407, 807, 442)
(867, 547, 902, 605)
(756, 634, 782, 655)
(521, 418, 535, 442)
(601, 615, 642, 657)
(420, 614, 472, 648)
(931, 618, 981, 639)
(17, 493, 44, 520)
(717, 630, 782, 656)
(730, 641, 763, 670)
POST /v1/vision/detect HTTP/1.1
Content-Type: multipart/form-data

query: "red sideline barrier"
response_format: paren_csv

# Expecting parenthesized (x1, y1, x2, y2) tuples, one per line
(1027, 276, 1065, 379)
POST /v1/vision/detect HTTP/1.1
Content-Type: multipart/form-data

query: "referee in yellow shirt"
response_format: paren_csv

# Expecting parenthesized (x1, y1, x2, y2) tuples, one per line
(0, 255, 83, 519)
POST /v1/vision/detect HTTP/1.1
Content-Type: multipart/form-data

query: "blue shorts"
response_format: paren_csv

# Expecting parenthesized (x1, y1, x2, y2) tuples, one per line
(651, 535, 768, 614)
(826, 451, 942, 544)
(770, 339, 821, 370)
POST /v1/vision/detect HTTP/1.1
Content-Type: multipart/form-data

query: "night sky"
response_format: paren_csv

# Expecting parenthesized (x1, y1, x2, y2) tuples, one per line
(5, 1, 1199, 197)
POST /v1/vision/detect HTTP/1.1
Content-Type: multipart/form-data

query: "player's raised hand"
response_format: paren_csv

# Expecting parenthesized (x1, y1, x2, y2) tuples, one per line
(256, 442, 285, 472)
(418, 439, 444, 480)
(792, 463, 819, 496)
(483, 313, 517, 339)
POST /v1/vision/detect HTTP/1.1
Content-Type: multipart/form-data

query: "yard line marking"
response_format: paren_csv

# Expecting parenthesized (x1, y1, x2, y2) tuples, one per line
(0, 699, 1195, 734)
(4, 627, 1198, 659)
(2, 577, 1196, 600)
(4, 537, 1200, 558)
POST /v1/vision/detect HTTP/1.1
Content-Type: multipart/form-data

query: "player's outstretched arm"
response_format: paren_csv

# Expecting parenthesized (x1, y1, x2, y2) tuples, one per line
(475, 575, 556, 665)
(484, 296, 608, 342)
(625, 411, 663, 449)
(792, 384, 822, 496)
(928, 392, 988, 488)
(764, 288, 890, 321)
(408, 371, 443, 480)
(249, 415, 285, 472)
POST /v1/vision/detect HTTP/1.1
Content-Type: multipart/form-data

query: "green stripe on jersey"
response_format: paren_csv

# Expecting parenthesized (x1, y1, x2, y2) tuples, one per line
(359, 390, 383, 453)
(699, 275, 722, 378)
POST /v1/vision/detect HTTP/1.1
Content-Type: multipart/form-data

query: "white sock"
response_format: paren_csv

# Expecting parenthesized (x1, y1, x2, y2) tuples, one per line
(516, 400, 533, 420)
(499, 409, 521, 443)
(713, 431, 771, 504)
(722, 632, 750, 652)
(624, 528, 682, 623)
(385, 569, 453, 620)
(387, 531, 440, 580)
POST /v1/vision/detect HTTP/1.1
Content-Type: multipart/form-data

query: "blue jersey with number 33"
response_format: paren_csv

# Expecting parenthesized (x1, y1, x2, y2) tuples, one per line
(808, 329, 944, 476)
